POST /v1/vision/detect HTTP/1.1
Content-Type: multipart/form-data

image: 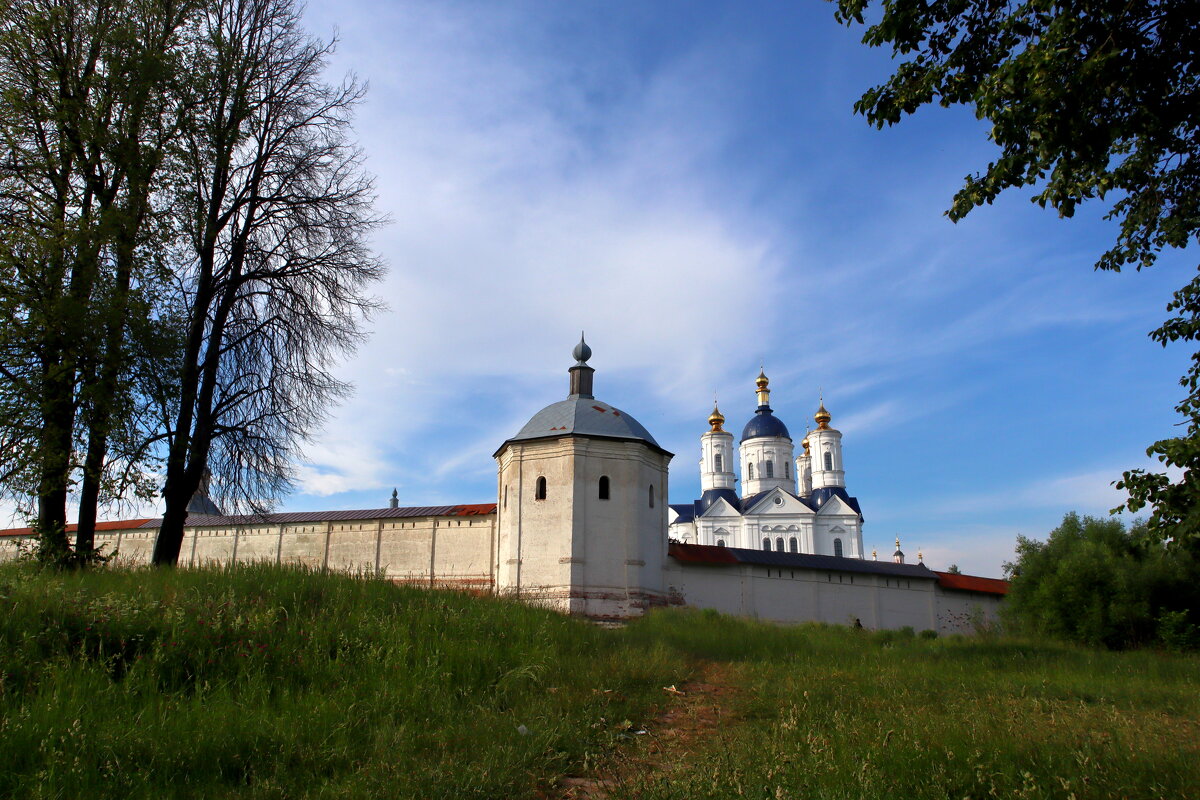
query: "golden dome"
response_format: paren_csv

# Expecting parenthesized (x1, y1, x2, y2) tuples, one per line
(755, 367, 769, 390)
(814, 401, 831, 430)
(708, 402, 725, 432)
(801, 429, 811, 451)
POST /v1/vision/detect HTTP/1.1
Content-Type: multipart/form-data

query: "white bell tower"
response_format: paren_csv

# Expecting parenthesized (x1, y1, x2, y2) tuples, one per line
(808, 400, 845, 490)
(700, 402, 736, 493)
(795, 430, 813, 497)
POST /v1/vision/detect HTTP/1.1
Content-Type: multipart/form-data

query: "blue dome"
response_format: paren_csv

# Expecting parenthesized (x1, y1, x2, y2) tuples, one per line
(740, 407, 791, 442)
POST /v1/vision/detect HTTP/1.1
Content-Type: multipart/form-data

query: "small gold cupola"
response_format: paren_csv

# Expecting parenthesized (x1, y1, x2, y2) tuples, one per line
(755, 367, 770, 408)
(814, 399, 831, 430)
(708, 401, 725, 432)
(801, 428, 811, 454)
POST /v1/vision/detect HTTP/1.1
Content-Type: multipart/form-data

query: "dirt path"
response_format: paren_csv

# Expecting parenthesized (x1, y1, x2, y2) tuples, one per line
(550, 660, 738, 799)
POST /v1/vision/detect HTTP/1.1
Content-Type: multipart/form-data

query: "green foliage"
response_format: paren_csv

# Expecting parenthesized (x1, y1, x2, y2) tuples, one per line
(1002, 512, 1200, 649)
(834, 0, 1200, 551)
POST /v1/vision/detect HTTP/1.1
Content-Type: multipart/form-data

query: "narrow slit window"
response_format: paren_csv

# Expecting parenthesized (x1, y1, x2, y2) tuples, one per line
(535, 476, 547, 500)
(766, 460, 774, 478)
(649, 484, 655, 508)
(785, 462, 790, 479)
(598, 475, 610, 500)
(748, 462, 755, 480)
(714, 452, 722, 471)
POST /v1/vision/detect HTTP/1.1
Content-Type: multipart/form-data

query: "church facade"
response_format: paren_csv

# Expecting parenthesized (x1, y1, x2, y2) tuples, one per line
(0, 338, 1006, 633)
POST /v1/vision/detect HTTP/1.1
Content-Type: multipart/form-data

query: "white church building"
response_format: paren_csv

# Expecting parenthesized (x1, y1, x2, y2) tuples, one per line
(0, 338, 1006, 632)
(667, 370, 866, 560)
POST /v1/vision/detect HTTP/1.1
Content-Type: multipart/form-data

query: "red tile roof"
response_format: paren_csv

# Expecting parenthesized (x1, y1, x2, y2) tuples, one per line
(934, 571, 1009, 596)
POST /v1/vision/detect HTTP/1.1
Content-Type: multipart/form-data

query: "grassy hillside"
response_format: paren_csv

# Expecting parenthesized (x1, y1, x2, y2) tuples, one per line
(0, 563, 1196, 799)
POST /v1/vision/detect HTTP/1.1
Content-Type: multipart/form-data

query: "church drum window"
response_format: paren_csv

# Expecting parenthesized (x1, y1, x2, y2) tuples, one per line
(747, 462, 754, 480)
(598, 475, 610, 500)
(789, 537, 798, 553)
(834, 538, 843, 557)
(714, 452, 722, 472)
(535, 476, 547, 501)
(824, 451, 833, 471)
(765, 460, 774, 478)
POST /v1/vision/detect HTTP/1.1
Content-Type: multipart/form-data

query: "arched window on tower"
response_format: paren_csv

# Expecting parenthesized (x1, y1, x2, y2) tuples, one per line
(747, 462, 755, 480)
(789, 537, 798, 553)
(824, 451, 833, 471)
(598, 475, 610, 500)
(649, 484, 655, 508)
(504, 486, 508, 509)
(834, 538, 843, 557)
(785, 462, 790, 479)
(535, 476, 547, 501)
(762, 537, 771, 551)
(714, 452, 722, 472)
(765, 460, 774, 478)
(775, 537, 784, 551)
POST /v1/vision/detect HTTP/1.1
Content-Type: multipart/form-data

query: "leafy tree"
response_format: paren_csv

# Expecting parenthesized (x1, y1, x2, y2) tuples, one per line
(1002, 512, 1199, 649)
(945, 563, 961, 574)
(834, 0, 1200, 551)
(0, 0, 194, 562)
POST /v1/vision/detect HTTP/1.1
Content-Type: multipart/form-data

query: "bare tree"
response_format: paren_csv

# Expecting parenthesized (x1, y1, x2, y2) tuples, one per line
(151, 0, 383, 565)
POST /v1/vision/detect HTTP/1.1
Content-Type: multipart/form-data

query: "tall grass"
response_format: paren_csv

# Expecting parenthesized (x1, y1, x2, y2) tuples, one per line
(2, 567, 1196, 799)
(620, 609, 1200, 800)
(0, 563, 685, 799)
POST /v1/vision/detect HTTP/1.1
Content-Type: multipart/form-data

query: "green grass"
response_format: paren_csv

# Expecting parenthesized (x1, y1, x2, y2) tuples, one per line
(0, 562, 683, 799)
(0, 565, 1197, 799)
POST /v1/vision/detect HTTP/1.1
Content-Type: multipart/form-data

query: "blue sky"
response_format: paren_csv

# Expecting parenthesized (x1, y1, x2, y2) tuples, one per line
(186, 2, 1200, 575)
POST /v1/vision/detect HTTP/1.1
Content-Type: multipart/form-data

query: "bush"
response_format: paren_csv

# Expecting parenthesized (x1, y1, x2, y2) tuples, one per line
(1003, 513, 1200, 650)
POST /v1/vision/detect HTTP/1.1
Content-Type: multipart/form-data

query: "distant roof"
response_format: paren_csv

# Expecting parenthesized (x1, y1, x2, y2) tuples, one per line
(669, 542, 938, 579)
(934, 571, 1009, 596)
(0, 519, 152, 539)
(496, 397, 669, 456)
(0, 505, 497, 537)
(137, 503, 498, 528)
(682, 487, 863, 521)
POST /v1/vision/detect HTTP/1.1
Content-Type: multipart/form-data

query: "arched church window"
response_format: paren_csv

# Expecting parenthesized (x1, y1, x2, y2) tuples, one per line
(789, 537, 798, 553)
(834, 538, 843, 557)
(714, 453, 722, 472)
(747, 462, 754, 480)
(765, 460, 774, 478)
(599, 475, 610, 500)
(824, 451, 833, 471)
(775, 537, 784, 551)
(785, 462, 790, 479)
(762, 538, 771, 551)
(649, 484, 655, 508)
(717, 539, 726, 547)
(535, 476, 547, 501)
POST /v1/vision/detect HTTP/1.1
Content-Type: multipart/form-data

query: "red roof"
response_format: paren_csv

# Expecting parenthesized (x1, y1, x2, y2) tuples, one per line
(934, 571, 1009, 596)
(0, 519, 152, 539)
(668, 542, 739, 564)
